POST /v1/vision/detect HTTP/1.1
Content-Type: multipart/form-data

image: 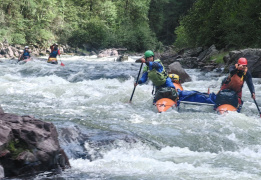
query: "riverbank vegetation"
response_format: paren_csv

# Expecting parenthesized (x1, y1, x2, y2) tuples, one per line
(0, 0, 194, 52)
(174, 0, 261, 50)
(1, 0, 260, 52)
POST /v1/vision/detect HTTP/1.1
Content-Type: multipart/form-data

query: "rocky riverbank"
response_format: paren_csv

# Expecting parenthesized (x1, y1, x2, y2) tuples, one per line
(0, 106, 70, 179)
(0, 41, 126, 59)
(158, 45, 261, 78)
(1, 41, 260, 78)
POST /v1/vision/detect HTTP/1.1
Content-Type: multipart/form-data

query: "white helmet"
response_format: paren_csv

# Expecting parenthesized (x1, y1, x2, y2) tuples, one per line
(25, 46, 29, 49)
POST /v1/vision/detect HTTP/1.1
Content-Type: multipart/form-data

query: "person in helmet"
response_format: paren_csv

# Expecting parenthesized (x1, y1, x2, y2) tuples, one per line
(134, 50, 175, 103)
(49, 43, 60, 58)
(19, 46, 31, 61)
(50, 43, 60, 56)
(219, 57, 255, 110)
(168, 74, 180, 84)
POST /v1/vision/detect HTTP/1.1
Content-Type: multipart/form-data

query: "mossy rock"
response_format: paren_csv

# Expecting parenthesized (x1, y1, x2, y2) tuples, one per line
(7, 139, 31, 159)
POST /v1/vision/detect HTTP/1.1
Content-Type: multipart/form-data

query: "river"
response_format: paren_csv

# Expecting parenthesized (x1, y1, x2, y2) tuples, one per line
(1, 56, 261, 180)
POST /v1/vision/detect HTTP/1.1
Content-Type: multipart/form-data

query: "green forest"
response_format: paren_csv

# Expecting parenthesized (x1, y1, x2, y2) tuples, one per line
(1, 0, 261, 52)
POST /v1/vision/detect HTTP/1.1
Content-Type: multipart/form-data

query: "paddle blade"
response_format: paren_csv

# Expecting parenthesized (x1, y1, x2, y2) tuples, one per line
(61, 62, 65, 66)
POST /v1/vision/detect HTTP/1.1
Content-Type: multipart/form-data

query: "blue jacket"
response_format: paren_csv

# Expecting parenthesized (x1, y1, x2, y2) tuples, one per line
(50, 50, 59, 58)
(138, 60, 175, 89)
(22, 50, 30, 59)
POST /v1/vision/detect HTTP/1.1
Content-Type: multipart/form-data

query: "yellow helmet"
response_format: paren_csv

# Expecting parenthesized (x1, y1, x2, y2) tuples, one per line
(168, 74, 180, 83)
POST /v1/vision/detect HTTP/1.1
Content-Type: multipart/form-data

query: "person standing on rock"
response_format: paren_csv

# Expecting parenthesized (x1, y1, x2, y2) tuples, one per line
(19, 46, 31, 61)
(134, 50, 176, 103)
(219, 57, 255, 110)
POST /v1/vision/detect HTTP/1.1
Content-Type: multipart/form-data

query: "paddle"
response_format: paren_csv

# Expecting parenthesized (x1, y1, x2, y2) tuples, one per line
(129, 62, 143, 103)
(59, 56, 65, 66)
(253, 99, 261, 118)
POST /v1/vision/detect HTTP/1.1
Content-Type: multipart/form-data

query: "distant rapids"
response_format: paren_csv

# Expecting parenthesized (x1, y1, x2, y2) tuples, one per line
(1, 55, 261, 180)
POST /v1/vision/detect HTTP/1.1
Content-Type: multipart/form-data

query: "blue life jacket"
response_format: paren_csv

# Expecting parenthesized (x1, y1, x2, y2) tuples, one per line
(23, 50, 30, 58)
(50, 50, 58, 58)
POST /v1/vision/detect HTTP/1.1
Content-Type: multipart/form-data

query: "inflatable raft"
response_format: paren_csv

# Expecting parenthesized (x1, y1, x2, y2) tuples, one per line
(47, 57, 58, 64)
(18, 58, 32, 64)
(154, 74, 239, 113)
(155, 82, 182, 113)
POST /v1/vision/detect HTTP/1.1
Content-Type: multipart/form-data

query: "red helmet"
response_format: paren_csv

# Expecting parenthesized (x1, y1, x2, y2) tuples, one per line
(238, 58, 247, 65)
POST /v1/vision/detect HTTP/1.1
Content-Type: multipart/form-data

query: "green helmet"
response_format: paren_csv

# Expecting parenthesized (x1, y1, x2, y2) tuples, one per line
(144, 50, 154, 58)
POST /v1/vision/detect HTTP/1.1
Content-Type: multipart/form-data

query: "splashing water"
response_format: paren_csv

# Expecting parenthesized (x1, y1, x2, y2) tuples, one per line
(1, 56, 261, 180)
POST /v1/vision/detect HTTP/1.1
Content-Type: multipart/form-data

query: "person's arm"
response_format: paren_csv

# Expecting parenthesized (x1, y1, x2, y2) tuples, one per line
(245, 71, 255, 98)
(18, 52, 24, 61)
(137, 71, 148, 85)
(229, 64, 237, 76)
(145, 61, 161, 69)
(58, 49, 61, 56)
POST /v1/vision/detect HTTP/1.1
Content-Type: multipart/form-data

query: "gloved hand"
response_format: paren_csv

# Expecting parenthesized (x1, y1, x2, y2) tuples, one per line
(252, 93, 256, 99)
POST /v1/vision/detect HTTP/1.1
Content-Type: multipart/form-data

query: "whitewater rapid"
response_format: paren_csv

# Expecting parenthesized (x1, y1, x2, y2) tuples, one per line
(0, 56, 261, 180)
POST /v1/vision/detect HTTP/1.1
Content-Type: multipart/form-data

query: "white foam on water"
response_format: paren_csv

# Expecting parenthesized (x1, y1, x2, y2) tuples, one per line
(1, 56, 261, 179)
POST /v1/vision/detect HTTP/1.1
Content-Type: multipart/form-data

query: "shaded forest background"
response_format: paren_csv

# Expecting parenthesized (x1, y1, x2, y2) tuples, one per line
(0, 0, 260, 52)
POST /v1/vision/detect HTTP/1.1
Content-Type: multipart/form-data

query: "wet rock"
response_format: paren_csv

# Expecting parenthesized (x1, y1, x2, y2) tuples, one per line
(201, 65, 216, 72)
(98, 48, 119, 58)
(168, 62, 192, 83)
(57, 124, 144, 161)
(183, 47, 203, 57)
(116, 55, 128, 62)
(90, 51, 97, 56)
(198, 45, 219, 62)
(178, 57, 199, 69)
(0, 110, 70, 178)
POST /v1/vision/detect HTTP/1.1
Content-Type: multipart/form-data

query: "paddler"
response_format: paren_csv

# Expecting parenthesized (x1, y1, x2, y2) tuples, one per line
(19, 46, 31, 61)
(49, 43, 60, 58)
(219, 57, 255, 111)
(48, 43, 60, 64)
(168, 74, 180, 84)
(134, 50, 176, 103)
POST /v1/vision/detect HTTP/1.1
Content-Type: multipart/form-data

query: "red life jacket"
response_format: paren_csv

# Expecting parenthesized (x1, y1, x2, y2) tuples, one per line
(221, 67, 247, 93)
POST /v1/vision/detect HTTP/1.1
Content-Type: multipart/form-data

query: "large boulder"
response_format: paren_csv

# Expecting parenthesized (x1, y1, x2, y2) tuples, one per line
(168, 62, 191, 83)
(57, 124, 143, 161)
(0, 109, 70, 178)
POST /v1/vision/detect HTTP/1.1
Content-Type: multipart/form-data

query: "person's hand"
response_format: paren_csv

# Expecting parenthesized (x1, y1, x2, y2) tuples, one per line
(252, 93, 256, 99)
(134, 82, 138, 87)
(237, 64, 244, 71)
(140, 58, 146, 63)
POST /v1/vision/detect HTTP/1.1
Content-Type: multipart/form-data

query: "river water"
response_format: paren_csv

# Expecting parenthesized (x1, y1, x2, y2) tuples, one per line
(1, 56, 261, 180)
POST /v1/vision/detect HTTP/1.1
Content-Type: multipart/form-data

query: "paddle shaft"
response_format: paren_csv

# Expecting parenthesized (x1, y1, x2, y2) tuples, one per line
(59, 56, 65, 66)
(129, 63, 143, 103)
(253, 99, 261, 117)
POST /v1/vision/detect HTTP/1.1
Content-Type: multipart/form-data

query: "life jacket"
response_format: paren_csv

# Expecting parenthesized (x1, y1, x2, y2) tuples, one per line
(144, 59, 168, 86)
(50, 50, 58, 58)
(223, 67, 247, 93)
(23, 50, 30, 59)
